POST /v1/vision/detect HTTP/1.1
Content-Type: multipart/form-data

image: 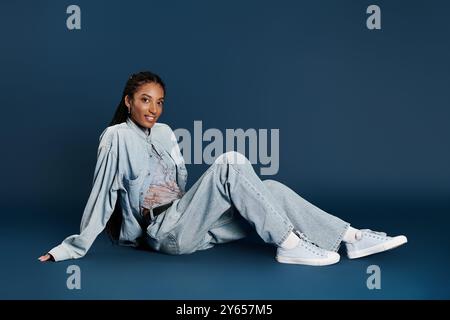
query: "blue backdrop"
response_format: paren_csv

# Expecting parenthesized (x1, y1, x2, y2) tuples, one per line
(0, 0, 449, 299)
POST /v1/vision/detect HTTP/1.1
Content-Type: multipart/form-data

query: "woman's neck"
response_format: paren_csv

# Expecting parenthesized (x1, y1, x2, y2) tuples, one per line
(129, 116, 151, 136)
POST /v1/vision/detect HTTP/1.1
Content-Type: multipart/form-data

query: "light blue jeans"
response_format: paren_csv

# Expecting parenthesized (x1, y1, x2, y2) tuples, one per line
(146, 152, 350, 255)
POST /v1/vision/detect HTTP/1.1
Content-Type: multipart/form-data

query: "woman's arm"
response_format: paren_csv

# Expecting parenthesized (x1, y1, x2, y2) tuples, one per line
(40, 129, 120, 262)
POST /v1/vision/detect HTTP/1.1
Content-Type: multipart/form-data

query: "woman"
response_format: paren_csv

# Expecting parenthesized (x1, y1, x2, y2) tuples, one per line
(39, 71, 407, 266)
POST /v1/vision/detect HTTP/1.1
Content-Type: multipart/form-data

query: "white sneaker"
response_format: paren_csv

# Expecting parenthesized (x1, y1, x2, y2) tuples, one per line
(345, 229, 408, 259)
(276, 232, 340, 266)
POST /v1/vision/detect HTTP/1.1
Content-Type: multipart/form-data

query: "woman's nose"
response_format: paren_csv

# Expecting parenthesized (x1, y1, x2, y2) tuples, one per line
(148, 102, 157, 113)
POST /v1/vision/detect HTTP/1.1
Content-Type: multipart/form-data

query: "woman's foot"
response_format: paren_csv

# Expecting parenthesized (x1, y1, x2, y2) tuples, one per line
(345, 229, 407, 259)
(276, 231, 340, 266)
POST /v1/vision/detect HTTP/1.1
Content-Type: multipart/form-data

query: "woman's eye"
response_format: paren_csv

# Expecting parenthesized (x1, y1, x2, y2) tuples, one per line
(142, 98, 149, 103)
(158, 101, 164, 106)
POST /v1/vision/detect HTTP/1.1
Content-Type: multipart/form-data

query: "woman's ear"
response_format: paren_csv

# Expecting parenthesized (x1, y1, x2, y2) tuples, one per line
(124, 95, 131, 108)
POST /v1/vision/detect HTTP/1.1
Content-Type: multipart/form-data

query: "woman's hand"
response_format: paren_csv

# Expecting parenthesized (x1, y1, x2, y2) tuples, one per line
(38, 253, 55, 262)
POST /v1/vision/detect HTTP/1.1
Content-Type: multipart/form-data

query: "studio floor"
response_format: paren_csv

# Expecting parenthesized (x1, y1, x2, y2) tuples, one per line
(1, 197, 449, 300)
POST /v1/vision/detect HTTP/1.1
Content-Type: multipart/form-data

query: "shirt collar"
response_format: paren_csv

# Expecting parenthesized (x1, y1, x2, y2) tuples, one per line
(126, 116, 152, 140)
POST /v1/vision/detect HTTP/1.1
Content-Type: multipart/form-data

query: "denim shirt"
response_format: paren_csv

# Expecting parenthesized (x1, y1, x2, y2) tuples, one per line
(48, 116, 188, 261)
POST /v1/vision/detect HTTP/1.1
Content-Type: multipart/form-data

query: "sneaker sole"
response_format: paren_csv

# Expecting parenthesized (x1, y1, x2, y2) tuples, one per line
(275, 253, 340, 266)
(347, 235, 407, 259)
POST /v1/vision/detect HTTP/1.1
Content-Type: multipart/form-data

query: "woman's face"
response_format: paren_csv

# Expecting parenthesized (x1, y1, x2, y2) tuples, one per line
(125, 82, 164, 129)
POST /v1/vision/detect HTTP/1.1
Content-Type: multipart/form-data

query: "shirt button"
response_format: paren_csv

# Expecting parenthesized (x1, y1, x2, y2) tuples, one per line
(147, 173, 151, 176)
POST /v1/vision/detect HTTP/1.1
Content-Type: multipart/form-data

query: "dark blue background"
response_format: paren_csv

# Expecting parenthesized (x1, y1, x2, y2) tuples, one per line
(0, 0, 449, 299)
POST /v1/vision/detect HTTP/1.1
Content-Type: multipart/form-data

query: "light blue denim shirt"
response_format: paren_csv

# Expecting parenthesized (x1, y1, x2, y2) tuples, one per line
(48, 116, 187, 261)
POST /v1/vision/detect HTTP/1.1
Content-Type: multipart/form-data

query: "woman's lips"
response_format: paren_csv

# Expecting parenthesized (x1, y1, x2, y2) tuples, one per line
(145, 115, 155, 122)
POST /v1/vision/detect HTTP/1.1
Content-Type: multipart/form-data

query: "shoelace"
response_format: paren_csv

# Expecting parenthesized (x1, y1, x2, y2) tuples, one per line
(356, 229, 387, 240)
(295, 230, 323, 250)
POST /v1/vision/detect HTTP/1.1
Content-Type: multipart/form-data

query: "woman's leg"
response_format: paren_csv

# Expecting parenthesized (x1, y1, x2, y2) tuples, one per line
(146, 151, 406, 262)
(262, 179, 349, 252)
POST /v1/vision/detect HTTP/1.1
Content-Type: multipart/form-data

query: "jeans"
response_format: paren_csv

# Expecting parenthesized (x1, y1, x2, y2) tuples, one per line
(146, 151, 350, 255)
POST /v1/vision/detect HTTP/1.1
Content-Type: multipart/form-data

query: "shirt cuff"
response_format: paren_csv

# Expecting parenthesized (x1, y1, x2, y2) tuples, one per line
(48, 244, 72, 262)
